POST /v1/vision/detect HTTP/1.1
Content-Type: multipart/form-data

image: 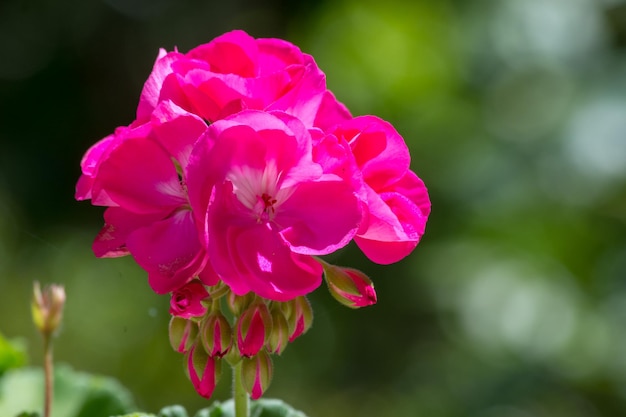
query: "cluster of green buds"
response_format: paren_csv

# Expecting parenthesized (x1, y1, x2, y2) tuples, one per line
(168, 281, 313, 399)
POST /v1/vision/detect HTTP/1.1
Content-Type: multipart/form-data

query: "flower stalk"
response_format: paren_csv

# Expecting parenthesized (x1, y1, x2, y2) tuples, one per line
(32, 281, 66, 417)
(233, 361, 249, 417)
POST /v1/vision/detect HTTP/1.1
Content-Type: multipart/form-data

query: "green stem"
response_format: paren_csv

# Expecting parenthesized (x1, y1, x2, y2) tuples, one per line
(233, 361, 249, 417)
(43, 334, 53, 417)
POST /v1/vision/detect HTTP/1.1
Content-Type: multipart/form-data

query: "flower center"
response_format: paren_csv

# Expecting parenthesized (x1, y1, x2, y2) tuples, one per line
(261, 193, 277, 214)
(257, 192, 278, 222)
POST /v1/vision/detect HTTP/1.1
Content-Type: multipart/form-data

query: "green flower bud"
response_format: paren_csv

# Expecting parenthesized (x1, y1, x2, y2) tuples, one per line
(322, 263, 377, 308)
(241, 349, 273, 400)
(31, 281, 66, 336)
(236, 302, 272, 357)
(227, 291, 255, 316)
(185, 341, 222, 399)
(169, 316, 198, 353)
(266, 308, 289, 355)
(287, 296, 313, 342)
(200, 312, 232, 357)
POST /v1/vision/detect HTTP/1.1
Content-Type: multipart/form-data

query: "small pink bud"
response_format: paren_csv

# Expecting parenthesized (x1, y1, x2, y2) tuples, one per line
(169, 279, 210, 318)
(236, 302, 272, 357)
(241, 349, 273, 400)
(168, 316, 198, 353)
(321, 263, 377, 308)
(186, 342, 221, 399)
(32, 281, 66, 336)
(266, 308, 290, 355)
(287, 296, 313, 342)
(200, 312, 232, 357)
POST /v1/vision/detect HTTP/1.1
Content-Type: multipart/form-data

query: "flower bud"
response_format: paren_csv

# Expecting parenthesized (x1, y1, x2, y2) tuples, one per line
(227, 291, 255, 316)
(287, 296, 313, 342)
(186, 342, 221, 399)
(169, 279, 210, 318)
(266, 308, 289, 355)
(236, 302, 272, 357)
(322, 263, 377, 308)
(241, 349, 273, 400)
(204, 281, 230, 300)
(32, 281, 66, 336)
(169, 316, 198, 353)
(200, 312, 232, 357)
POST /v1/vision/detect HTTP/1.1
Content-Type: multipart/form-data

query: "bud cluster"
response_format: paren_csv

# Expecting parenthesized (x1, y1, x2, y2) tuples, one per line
(168, 282, 313, 399)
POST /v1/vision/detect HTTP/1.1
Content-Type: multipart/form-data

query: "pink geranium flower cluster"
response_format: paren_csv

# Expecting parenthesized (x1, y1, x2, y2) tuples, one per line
(76, 30, 430, 399)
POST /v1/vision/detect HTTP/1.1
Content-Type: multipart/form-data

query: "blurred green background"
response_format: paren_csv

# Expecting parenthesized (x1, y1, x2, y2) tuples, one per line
(2, 0, 626, 415)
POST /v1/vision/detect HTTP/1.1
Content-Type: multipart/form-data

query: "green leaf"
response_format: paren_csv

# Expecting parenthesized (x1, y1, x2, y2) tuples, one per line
(110, 414, 155, 417)
(158, 405, 189, 417)
(0, 332, 27, 376)
(194, 399, 307, 417)
(0, 364, 135, 417)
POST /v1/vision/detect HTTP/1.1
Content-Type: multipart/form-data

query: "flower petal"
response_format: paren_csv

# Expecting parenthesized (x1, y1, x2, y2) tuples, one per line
(126, 210, 206, 294)
(335, 115, 411, 189)
(207, 184, 322, 301)
(93, 207, 163, 258)
(278, 178, 360, 255)
(151, 100, 208, 169)
(96, 133, 186, 214)
(136, 49, 187, 122)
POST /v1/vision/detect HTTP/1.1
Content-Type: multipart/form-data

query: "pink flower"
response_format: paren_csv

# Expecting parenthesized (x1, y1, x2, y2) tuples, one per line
(332, 116, 431, 264)
(75, 125, 134, 206)
(136, 30, 345, 129)
(169, 280, 210, 318)
(186, 110, 362, 300)
(78, 110, 216, 293)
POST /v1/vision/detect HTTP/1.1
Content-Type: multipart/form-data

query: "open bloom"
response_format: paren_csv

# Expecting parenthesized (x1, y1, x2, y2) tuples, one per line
(332, 116, 431, 264)
(187, 110, 361, 300)
(136, 29, 350, 129)
(76, 103, 219, 293)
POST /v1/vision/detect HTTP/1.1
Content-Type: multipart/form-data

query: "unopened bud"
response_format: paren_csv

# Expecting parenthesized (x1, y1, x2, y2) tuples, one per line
(169, 316, 198, 353)
(200, 312, 232, 357)
(266, 308, 289, 355)
(236, 302, 272, 357)
(322, 263, 377, 308)
(241, 349, 273, 400)
(227, 291, 255, 316)
(185, 342, 221, 399)
(32, 281, 66, 336)
(169, 279, 209, 318)
(287, 296, 313, 342)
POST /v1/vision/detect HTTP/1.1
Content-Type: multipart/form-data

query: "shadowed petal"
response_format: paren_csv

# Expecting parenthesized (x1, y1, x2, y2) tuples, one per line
(127, 210, 205, 294)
